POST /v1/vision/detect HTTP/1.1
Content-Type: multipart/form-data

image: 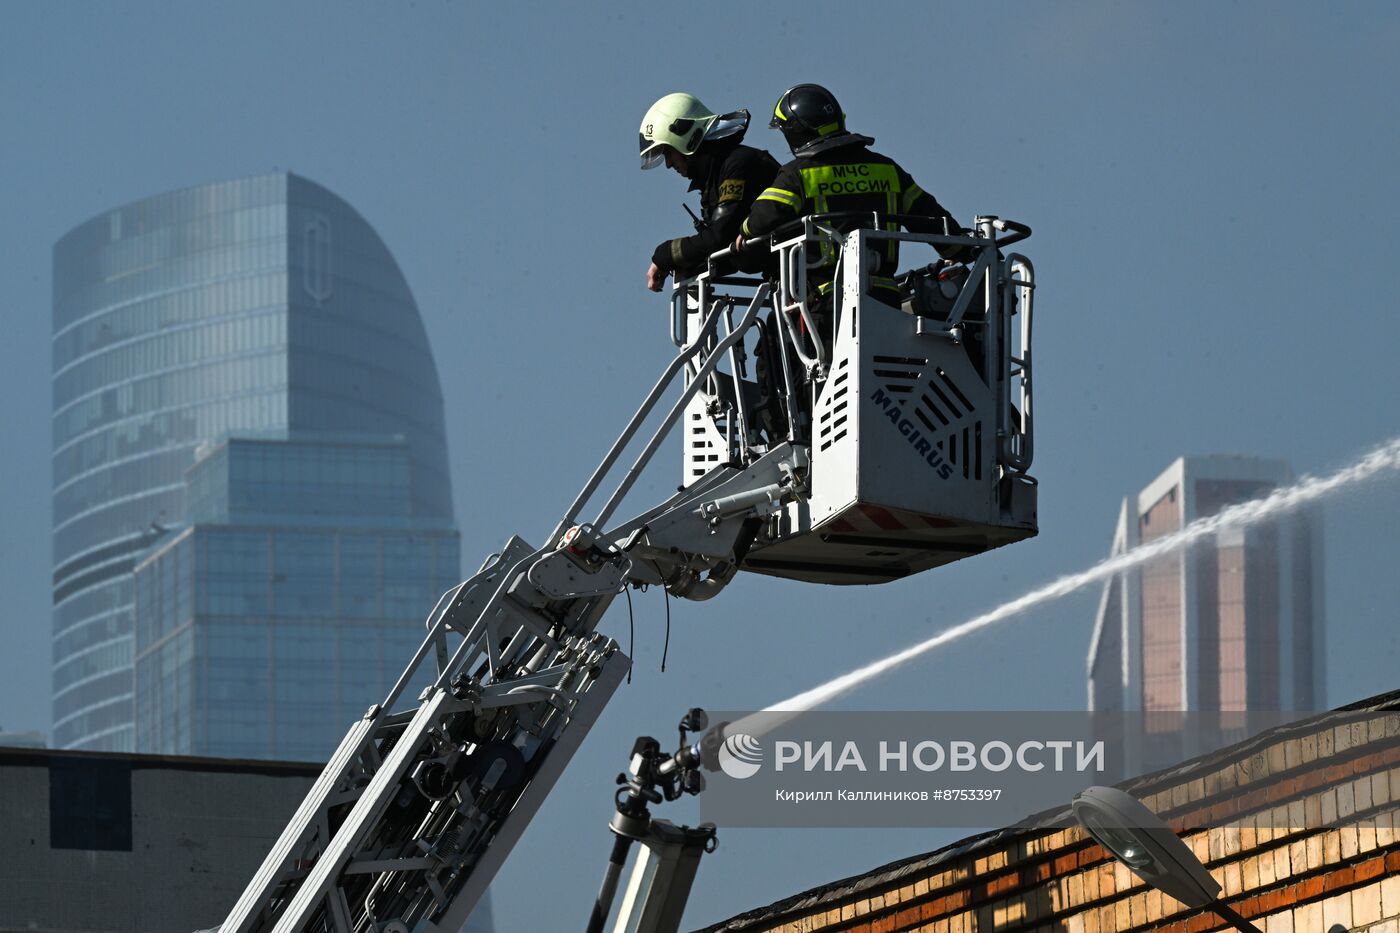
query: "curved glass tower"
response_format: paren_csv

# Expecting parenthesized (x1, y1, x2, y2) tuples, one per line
(52, 173, 458, 753)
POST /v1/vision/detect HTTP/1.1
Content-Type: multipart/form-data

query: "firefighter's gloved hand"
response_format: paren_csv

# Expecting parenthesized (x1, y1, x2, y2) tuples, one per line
(646, 261, 668, 292)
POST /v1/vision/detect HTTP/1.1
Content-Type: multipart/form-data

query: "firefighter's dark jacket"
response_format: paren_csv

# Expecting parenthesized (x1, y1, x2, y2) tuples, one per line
(740, 133, 967, 295)
(651, 137, 780, 277)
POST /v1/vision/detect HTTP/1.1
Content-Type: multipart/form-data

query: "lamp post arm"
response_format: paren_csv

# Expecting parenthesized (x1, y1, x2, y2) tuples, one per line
(1210, 899, 1266, 933)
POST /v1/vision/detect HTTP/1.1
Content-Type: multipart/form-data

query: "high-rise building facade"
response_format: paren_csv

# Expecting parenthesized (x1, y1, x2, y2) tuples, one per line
(131, 435, 459, 760)
(51, 173, 458, 753)
(1087, 455, 1325, 717)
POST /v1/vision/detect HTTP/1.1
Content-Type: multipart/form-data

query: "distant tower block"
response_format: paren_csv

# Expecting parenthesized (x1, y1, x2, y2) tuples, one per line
(1087, 456, 1325, 765)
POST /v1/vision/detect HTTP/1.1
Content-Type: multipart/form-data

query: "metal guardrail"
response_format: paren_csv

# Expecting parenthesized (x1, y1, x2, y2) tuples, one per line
(668, 214, 1035, 476)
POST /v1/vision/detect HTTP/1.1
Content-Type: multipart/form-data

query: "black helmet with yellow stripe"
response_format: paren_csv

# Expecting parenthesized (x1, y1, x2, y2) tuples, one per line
(769, 84, 845, 154)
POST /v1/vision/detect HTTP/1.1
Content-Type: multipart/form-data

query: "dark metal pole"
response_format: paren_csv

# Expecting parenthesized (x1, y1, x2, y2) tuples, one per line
(1211, 900, 1266, 933)
(586, 834, 634, 933)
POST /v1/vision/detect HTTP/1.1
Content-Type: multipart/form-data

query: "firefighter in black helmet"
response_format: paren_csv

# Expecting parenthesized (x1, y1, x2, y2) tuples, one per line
(639, 93, 781, 291)
(736, 84, 969, 308)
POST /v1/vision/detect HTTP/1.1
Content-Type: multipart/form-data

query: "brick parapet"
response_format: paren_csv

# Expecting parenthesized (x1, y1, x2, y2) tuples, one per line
(700, 711, 1400, 933)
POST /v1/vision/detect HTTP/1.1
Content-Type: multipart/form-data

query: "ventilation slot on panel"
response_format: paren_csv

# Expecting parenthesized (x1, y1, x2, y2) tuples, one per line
(873, 355, 928, 401)
(815, 355, 859, 452)
(935, 367, 974, 411)
(912, 366, 977, 444)
(936, 421, 984, 481)
(975, 421, 982, 479)
(818, 385, 849, 452)
(918, 393, 950, 428)
(689, 411, 713, 478)
(817, 354, 855, 452)
(926, 380, 961, 418)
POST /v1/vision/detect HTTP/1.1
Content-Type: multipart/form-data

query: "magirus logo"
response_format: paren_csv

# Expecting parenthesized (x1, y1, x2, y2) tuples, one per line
(717, 733, 764, 779)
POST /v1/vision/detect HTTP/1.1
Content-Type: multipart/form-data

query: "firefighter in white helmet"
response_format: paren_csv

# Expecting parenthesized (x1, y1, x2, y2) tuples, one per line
(639, 92, 780, 291)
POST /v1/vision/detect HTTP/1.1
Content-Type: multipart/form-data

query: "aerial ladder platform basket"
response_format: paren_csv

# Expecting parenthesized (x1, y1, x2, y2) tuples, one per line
(677, 214, 1038, 584)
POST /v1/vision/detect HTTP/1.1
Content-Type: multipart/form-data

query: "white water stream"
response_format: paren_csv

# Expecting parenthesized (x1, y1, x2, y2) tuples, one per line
(753, 436, 1400, 718)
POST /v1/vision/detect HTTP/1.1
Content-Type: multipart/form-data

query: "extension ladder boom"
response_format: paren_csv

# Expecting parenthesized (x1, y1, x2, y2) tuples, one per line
(221, 213, 1038, 932)
(220, 286, 803, 933)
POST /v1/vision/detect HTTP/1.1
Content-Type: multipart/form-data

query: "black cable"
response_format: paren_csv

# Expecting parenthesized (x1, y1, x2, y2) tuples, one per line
(647, 558, 673, 674)
(661, 586, 671, 673)
(624, 586, 635, 684)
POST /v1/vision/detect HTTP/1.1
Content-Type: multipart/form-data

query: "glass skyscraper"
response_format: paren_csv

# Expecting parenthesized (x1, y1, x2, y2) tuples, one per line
(51, 173, 459, 754)
(132, 435, 459, 760)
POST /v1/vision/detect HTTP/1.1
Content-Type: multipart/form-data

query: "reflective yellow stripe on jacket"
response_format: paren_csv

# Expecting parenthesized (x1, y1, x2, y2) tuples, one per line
(755, 186, 800, 209)
(900, 183, 924, 213)
(744, 187, 801, 237)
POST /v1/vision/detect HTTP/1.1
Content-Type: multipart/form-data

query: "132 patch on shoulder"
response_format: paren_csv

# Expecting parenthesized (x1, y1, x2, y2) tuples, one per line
(718, 179, 746, 202)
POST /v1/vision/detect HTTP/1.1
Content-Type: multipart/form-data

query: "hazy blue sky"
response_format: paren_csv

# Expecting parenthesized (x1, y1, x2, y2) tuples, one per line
(5, 2, 1400, 930)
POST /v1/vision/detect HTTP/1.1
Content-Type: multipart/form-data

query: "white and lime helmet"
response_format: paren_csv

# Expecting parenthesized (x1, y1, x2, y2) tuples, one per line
(638, 93, 719, 169)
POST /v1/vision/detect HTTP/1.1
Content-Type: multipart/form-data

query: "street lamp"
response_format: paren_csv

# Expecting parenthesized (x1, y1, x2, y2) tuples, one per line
(1071, 786, 1263, 933)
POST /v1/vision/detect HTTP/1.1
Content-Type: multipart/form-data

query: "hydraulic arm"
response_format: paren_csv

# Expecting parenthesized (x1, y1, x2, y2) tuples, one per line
(219, 286, 799, 933)
(222, 212, 1037, 932)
